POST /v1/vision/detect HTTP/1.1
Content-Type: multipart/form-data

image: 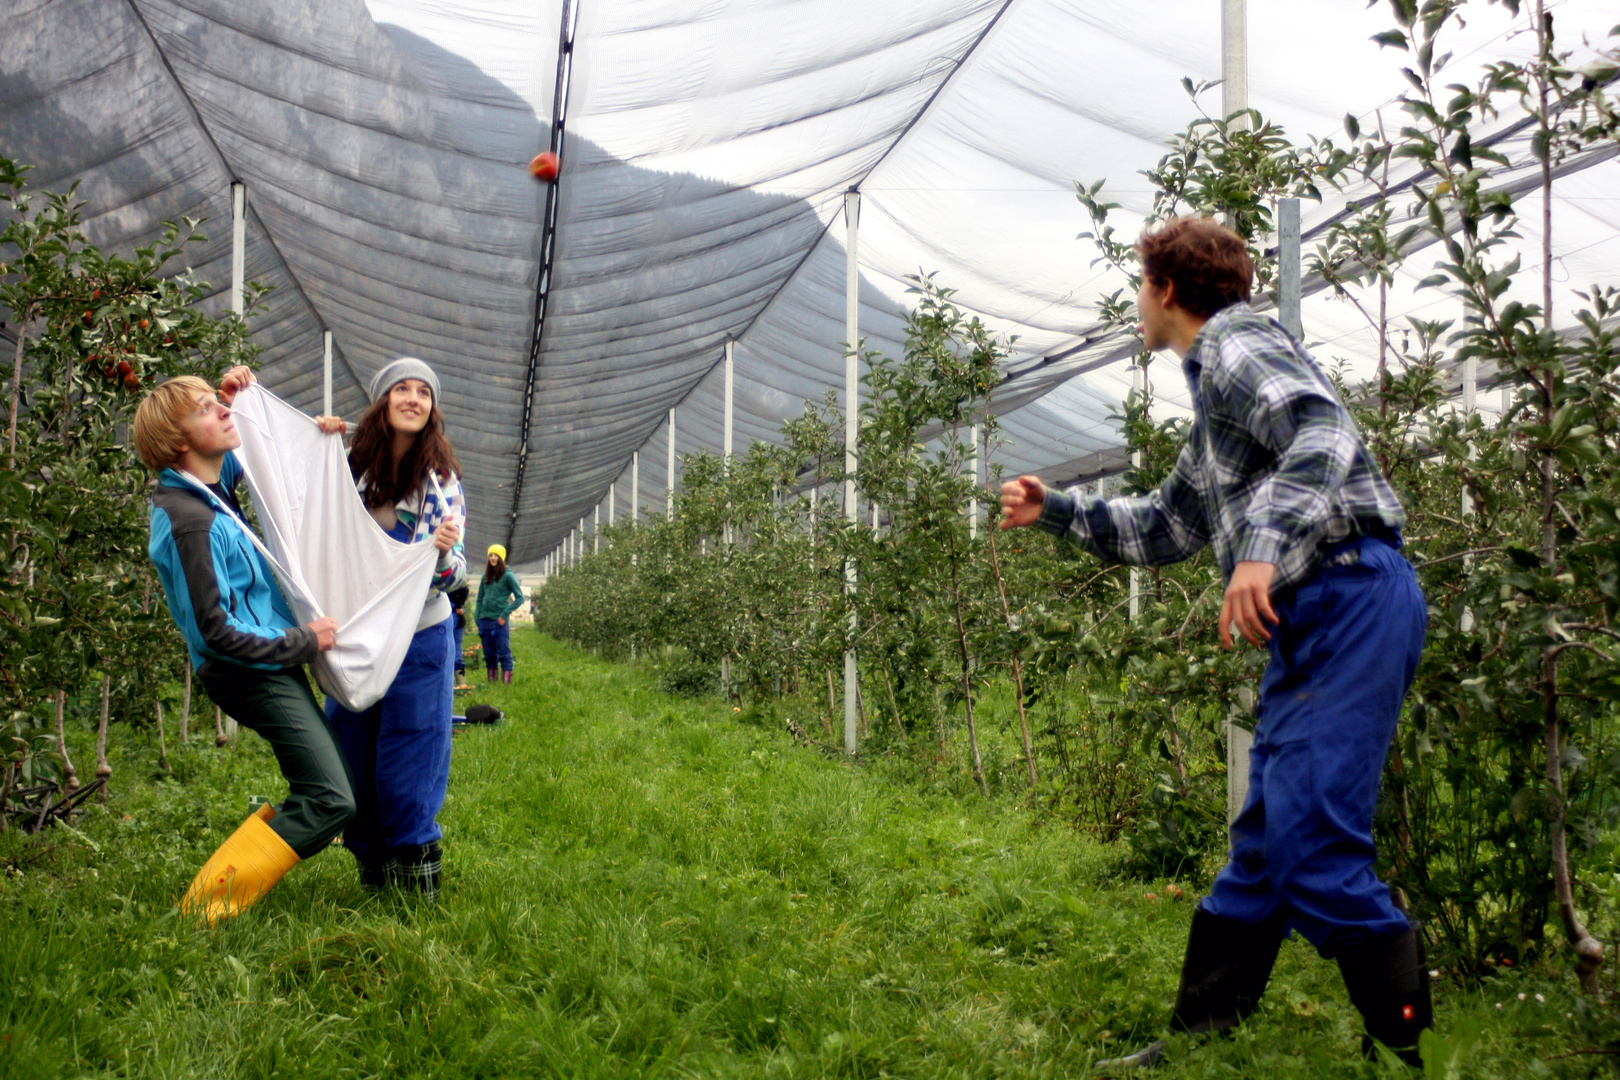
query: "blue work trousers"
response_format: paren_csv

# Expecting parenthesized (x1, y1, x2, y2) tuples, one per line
(325, 616, 455, 864)
(477, 616, 514, 672)
(1200, 535, 1426, 956)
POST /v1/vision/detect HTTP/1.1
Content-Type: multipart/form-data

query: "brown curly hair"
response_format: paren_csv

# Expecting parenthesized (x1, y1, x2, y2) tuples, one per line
(1136, 217, 1253, 319)
(347, 396, 462, 509)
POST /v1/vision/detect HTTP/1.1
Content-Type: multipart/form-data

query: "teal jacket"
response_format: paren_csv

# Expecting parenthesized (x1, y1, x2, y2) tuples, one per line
(475, 569, 525, 621)
(148, 452, 314, 674)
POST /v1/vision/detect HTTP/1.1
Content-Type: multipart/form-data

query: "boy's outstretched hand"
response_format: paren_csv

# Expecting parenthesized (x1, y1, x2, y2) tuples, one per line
(999, 475, 1046, 529)
(1220, 561, 1278, 649)
(218, 365, 256, 403)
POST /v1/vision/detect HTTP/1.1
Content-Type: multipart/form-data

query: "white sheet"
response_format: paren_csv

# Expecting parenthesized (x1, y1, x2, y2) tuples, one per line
(225, 384, 440, 713)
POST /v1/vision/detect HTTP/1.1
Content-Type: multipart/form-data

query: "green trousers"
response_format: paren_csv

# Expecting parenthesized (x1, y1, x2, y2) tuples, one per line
(199, 663, 357, 859)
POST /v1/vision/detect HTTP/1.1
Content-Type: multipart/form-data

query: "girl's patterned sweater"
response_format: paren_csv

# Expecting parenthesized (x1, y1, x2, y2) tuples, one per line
(358, 471, 468, 622)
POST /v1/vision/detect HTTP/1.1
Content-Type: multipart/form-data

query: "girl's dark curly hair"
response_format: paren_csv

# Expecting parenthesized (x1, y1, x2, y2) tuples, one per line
(484, 554, 507, 585)
(1136, 217, 1253, 319)
(347, 396, 461, 509)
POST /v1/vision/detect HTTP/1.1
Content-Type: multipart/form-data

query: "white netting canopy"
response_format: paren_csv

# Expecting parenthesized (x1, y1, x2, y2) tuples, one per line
(4, 0, 1618, 564)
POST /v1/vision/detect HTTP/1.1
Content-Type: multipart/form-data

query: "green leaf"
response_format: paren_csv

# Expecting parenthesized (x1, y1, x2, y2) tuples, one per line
(1506, 546, 1542, 569)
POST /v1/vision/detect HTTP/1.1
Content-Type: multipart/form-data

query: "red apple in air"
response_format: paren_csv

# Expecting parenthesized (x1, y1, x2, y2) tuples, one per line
(529, 151, 560, 183)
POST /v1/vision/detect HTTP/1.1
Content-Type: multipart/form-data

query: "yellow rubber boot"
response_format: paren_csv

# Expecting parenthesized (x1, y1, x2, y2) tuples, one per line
(181, 811, 300, 926)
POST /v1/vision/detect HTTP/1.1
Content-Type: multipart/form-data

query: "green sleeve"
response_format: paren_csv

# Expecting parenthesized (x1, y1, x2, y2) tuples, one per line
(504, 571, 525, 618)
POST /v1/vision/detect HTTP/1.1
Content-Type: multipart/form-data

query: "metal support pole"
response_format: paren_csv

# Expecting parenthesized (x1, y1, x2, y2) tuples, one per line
(969, 423, 980, 541)
(842, 189, 861, 756)
(608, 481, 615, 528)
(230, 182, 246, 318)
(1128, 361, 1144, 621)
(667, 407, 676, 521)
(1223, 0, 1253, 825)
(1278, 198, 1302, 339)
(1221, 0, 1248, 124)
(228, 181, 246, 715)
(593, 506, 600, 555)
(1226, 687, 1255, 824)
(721, 345, 733, 682)
(1461, 355, 1478, 632)
(322, 330, 333, 416)
(631, 451, 639, 523)
(724, 338, 734, 546)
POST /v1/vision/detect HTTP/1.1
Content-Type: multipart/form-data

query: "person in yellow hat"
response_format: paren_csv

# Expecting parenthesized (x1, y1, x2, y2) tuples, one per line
(475, 545, 525, 683)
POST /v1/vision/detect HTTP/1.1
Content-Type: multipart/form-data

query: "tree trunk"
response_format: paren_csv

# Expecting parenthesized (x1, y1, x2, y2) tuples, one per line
(155, 699, 170, 773)
(55, 689, 78, 791)
(95, 674, 112, 801)
(179, 662, 192, 744)
(823, 667, 836, 738)
(1529, 0, 1602, 994)
(947, 549, 988, 797)
(7, 309, 27, 465)
(1545, 649, 1605, 993)
(987, 524, 1038, 788)
(0, 764, 12, 832)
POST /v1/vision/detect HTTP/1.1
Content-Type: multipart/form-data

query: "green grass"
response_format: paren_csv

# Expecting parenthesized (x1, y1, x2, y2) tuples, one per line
(0, 633, 1609, 1077)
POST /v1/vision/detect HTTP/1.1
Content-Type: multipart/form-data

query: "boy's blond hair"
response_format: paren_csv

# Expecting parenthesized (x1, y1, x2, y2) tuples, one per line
(132, 376, 215, 473)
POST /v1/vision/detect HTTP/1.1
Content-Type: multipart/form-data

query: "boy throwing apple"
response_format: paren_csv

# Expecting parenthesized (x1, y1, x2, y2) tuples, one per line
(1000, 217, 1429, 1068)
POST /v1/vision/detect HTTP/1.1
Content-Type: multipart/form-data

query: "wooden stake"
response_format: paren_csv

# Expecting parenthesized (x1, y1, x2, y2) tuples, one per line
(214, 705, 227, 747)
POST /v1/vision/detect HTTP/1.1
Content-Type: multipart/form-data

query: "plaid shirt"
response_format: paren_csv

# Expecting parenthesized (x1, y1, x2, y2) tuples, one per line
(1036, 304, 1405, 593)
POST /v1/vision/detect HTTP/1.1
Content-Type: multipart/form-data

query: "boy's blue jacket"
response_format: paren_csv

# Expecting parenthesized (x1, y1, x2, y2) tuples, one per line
(148, 451, 316, 675)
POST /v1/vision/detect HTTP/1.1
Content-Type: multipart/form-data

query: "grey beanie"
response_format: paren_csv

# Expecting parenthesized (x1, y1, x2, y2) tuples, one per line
(369, 357, 440, 404)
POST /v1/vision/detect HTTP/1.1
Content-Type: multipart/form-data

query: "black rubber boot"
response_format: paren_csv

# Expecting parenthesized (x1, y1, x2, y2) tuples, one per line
(1335, 923, 1432, 1068)
(1096, 908, 1286, 1071)
(389, 842, 443, 901)
(1169, 907, 1288, 1034)
(356, 856, 396, 892)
